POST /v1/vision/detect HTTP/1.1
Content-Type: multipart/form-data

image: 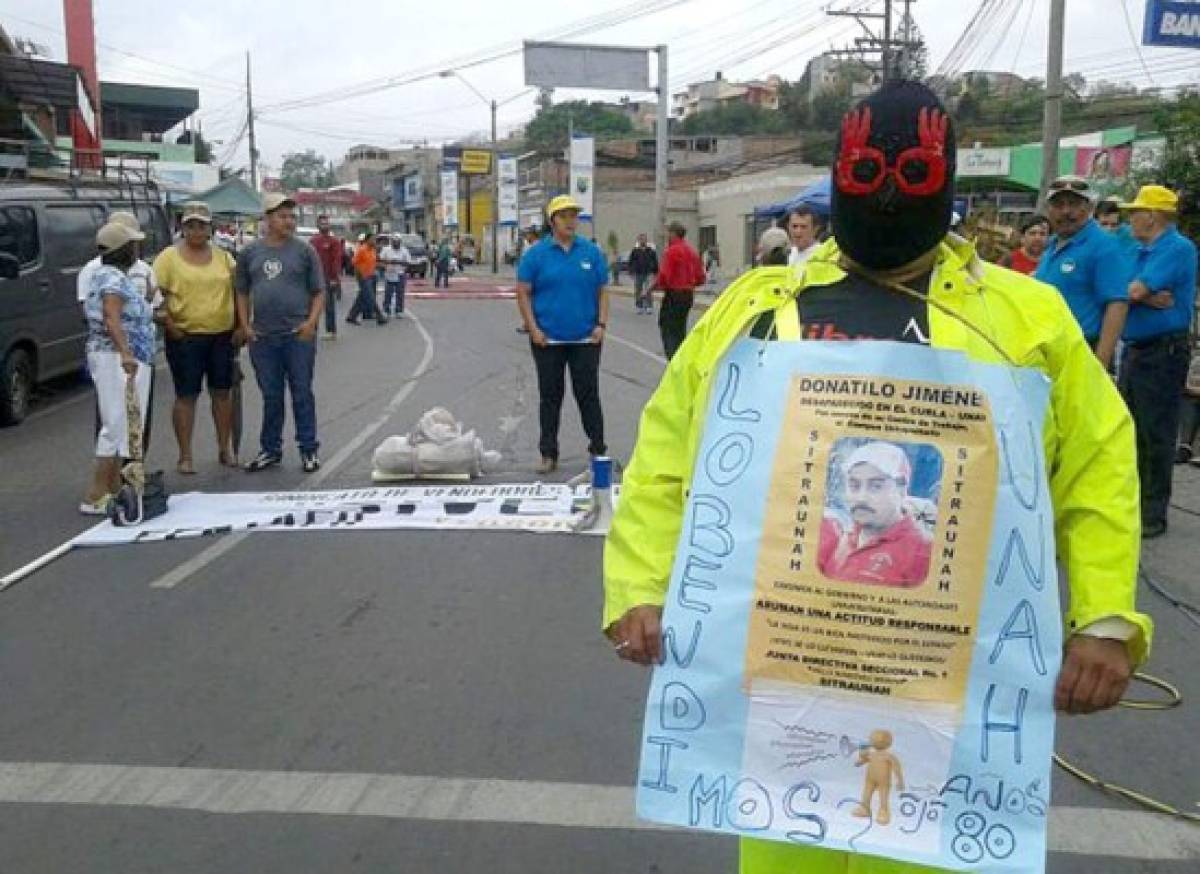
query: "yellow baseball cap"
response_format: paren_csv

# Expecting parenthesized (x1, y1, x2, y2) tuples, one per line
(1120, 184, 1178, 213)
(546, 195, 581, 218)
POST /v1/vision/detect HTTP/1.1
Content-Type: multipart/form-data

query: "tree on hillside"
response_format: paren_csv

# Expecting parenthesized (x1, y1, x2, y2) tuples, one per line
(777, 77, 811, 129)
(280, 149, 335, 191)
(1145, 90, 1200, 236)
(811, 91, 854, 130)
(679, 101, 790, 136)
(193, 132, 215, 164)
(524, 100, 634, 153)
(896, 16, 929, 80)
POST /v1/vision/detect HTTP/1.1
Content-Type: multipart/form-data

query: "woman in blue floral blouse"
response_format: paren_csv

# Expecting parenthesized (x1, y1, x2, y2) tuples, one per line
(80, 221, 159, 515)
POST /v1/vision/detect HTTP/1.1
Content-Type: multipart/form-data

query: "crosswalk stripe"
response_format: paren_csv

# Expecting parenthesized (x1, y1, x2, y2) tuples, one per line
(0, 761, 1195, 859)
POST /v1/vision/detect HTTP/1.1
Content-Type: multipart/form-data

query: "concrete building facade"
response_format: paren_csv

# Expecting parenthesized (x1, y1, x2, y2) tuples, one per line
(696, 162, 825, 272)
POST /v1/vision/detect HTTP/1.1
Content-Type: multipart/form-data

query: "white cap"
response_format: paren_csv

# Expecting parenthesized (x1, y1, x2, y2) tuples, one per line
(1046, 175, 1097, 203)
(844, 441, 911, 484)
(759, 227, 790, 255)
(108, 211, 141, 232)
(96, 220, 145, 251)
(262, 192, 296, 213)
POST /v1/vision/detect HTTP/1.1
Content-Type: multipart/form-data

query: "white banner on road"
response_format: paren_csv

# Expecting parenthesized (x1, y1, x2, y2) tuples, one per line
(440, 170, 459, 228)
(72, 484, 611, 548)
(569, 137, 595, 219)
(498, 156, 519, 226)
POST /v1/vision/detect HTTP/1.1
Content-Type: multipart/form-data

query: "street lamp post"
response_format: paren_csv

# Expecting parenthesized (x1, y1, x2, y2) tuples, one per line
(440, 70, 500, 274)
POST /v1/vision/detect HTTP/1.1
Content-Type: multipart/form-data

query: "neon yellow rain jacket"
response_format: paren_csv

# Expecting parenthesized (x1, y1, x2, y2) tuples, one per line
(603, 236, 1152, 874)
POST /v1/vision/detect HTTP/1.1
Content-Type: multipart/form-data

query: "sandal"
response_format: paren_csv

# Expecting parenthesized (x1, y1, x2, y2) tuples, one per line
(218, 450, 238, 468)
(177, 459, 196, 475)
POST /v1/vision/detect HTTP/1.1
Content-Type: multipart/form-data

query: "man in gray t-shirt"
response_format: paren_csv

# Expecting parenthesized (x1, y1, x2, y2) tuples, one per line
(235, 194, 326, 473)
(236, 235, 323, 336)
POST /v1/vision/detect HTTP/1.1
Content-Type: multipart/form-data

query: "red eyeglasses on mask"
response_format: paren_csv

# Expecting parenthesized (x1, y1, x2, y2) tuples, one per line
(835, 106, 948, 197)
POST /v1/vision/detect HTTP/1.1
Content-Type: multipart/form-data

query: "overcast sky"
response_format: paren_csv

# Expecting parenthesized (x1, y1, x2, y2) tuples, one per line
(2, 0, 1196, 174)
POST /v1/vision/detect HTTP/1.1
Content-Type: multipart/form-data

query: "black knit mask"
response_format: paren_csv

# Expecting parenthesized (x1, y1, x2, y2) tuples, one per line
(831, 81, 956, 270)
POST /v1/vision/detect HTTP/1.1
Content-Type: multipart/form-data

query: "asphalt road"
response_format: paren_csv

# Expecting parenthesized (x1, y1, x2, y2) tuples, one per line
(0, 271, 1197, 873)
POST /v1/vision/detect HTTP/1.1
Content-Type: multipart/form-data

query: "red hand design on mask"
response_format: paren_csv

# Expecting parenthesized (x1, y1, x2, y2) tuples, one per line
(836, 106, 948, 197)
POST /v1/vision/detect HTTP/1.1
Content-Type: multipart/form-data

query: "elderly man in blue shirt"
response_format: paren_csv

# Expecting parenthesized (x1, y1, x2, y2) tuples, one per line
(1035, 175, 1132, 371)
(1118, 184, 1198, 539)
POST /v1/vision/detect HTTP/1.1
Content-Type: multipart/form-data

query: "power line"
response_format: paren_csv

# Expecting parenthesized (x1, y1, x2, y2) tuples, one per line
(0, 11, 259, 96)
(668, 2, 856, 88)
(976, 0, 1026, 71)
(1007, 0, 1036, 76)
(259, 0, 695, 115)
(1120, 0, 1159, 88)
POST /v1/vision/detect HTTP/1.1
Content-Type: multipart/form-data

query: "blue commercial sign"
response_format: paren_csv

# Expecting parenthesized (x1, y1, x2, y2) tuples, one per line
(1143, 0, 1200, 47)
(391, 179, 406, 211)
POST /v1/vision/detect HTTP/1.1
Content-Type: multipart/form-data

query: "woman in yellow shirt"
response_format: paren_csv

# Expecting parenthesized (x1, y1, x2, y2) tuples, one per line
(153, 201, 238, 473)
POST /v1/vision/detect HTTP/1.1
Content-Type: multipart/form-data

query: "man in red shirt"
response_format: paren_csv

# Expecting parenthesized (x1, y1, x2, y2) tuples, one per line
(818, 441, 933, 587)
(308, 214, 344, 339)
(653, 222, 706, 359)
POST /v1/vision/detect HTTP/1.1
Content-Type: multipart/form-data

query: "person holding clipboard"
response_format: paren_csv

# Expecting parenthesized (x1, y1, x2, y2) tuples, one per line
(515, 195, 610, 474)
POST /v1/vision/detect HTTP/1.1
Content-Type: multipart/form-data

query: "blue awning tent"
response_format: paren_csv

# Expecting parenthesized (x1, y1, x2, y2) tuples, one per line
(753, 176, 831, 220)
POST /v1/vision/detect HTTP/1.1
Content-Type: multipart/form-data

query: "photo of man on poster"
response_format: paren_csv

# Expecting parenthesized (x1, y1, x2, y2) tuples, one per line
(818, 440, 936, 587)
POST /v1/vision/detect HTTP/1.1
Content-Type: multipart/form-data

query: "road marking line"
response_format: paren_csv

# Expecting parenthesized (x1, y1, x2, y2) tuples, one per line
(147, 315, 435, 590)
(608, 333, 667, 366)
(0, 760, 1195, 858)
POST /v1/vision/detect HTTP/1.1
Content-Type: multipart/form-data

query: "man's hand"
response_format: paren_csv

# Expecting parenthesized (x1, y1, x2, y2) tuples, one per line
(120, 352, 138, 377)
(234, 325, 257, 347)
(530, 327, 548, 347)
(590, 325, 606, 344)
(165, 321, 185, 342)
(295, 320, 317, 342)
(1146, 291, 1175, 310)
(606, 604, 664, 666)
(1054, 636, 1132, 714)
(1128, 279, 1151, 303)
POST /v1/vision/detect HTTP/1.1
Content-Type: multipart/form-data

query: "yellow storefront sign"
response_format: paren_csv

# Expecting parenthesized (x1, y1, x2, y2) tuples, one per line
(461, 150, 492, 175)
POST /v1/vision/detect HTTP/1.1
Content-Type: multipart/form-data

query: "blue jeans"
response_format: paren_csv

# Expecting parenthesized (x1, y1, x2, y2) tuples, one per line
(348, 275, 380, 321)
(323, 280, 339, 334)
(249, 333, 318, 456)
(383, 275, 407, 314)
(633, 273, 651, 310)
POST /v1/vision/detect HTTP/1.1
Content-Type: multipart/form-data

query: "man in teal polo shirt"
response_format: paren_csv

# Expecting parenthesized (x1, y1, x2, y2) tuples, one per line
(1035, 175, 1132, 371)
(516, 195, 610, 474)
(1118, 184, 1198, 538)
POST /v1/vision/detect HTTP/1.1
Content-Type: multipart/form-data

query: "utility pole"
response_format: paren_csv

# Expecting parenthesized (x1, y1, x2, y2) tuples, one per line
(654, 44, 669, 252)
(881, 0, 893, 82)
(245, 52, 259, 192)
(491, 99, 498, 274)
(1038, 0, 1066, 210)
(826, 1, 916, 84)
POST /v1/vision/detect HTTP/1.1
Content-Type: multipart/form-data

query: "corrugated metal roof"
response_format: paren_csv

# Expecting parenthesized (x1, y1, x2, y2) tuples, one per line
(0, 55, 79, 110)
(102, 81, 198, 113)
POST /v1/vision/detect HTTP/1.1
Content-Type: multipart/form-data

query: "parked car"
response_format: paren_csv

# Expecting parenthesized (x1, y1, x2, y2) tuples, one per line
(396, 233, 429, 278)
(0, 180, 170, 425)
(456, 235, 477, 266)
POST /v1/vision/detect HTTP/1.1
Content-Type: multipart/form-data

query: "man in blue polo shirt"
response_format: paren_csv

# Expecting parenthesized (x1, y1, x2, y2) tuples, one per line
(516, 195, 610, 474)
(1118, 184, 1198, 538)
(1036, 175, 1131, 371)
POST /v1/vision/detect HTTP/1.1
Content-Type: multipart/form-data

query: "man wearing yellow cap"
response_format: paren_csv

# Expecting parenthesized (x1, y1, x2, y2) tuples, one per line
(1119, 184, 1198, 538)
(515, 195, 610, 474)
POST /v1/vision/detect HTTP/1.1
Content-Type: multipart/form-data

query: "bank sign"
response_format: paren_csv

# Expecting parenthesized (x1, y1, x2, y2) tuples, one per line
(1144, 0, 1200, 47)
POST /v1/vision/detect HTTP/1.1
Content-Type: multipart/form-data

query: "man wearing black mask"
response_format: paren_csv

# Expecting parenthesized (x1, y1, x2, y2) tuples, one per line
(604, 81, 1150, 874)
